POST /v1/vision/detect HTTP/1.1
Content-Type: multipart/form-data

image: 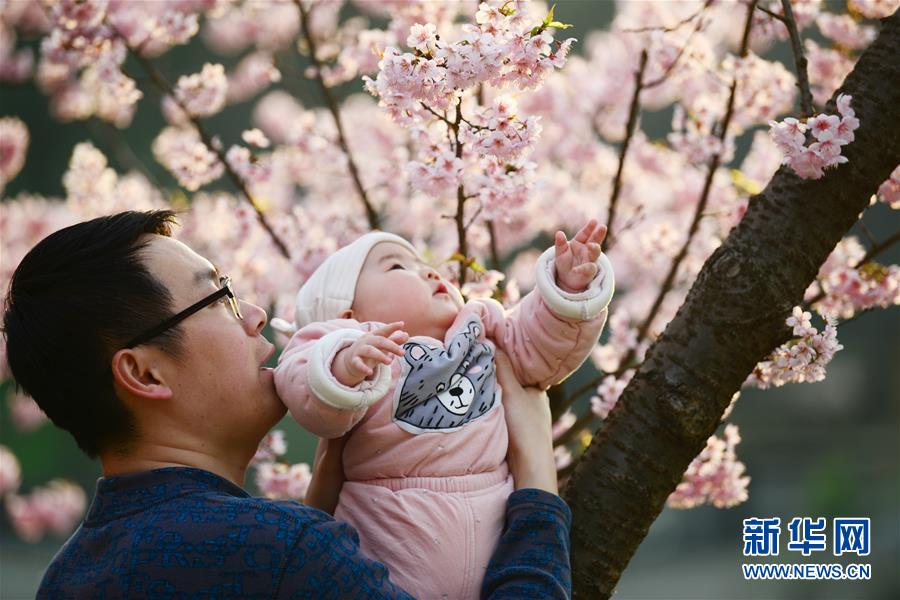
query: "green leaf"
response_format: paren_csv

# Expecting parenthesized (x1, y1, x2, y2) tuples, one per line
(499, 1, 516, 17)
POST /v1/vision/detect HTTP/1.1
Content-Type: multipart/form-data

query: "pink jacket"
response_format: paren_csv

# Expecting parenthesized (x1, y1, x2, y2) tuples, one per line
(274, 248, 614, 483)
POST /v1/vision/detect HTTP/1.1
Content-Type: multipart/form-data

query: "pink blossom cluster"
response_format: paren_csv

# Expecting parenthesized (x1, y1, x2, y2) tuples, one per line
(0, 445, 21, 495)
(461, 96, 543, 161)
(806, 237, 900, 319)
(175, 63, 228, 117)
(876, 165, 900, 209)
(4, 479, 87, 543)
(106, 1, 199, 57)
(745, 307, 844, 389)
(407, 149, 463, 198)
(226, 52, 282, 104)
(590, 370, 635, 419)
(251, 430, 288, 464)
(0, 12, 35, 84)
(6, 390, 48, 433)
(591, 311, 648, 373)
(0, 116, 29, 192)
(203, 1, 303, 55)
(364, 1, 576, 125)
(816, 13, 876, 50)
(769, 94, 858, 179)
(62, 142, 164, 217)
(37, 0, 140, 126)
(254, 462, 312, 501)
(848, 0, 900, 19)
(152, 126, 224, 191)
(803, 39, 856, 106)
(469, 158, 537, 221)
(33, 0, 215, 126)
(667, 424, 750, 509)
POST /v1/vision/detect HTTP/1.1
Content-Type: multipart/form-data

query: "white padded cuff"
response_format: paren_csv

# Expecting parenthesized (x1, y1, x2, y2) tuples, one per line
(307, 329, 393, 410)
(535, 246, 615, 320)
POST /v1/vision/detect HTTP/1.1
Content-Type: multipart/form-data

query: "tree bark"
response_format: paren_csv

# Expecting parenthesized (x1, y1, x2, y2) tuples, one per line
(563, 11, 900, 598)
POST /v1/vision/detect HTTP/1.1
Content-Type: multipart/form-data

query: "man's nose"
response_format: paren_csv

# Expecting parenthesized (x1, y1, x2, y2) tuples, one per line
(239, 299, 267, 336)
(422, 267, 440, 280)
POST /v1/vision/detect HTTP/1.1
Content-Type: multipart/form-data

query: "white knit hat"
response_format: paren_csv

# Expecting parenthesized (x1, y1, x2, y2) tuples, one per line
(270, 232, 419, 336)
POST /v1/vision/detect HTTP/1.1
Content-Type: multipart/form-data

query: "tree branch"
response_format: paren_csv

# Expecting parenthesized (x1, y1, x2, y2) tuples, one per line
(294, 0, 381, 230)
(605, 49, 647, 249)
(121, 39, 292, 259)
(564, 9, 900, 597)
(780, 0, 815, 118)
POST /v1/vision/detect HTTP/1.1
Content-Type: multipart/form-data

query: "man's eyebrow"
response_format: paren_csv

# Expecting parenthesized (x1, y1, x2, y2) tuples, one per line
(194, 266, 220, 285)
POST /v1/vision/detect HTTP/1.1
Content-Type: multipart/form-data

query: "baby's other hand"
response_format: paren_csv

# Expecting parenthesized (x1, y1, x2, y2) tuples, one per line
(333, 322, 408, 387)
(554, 219, 607, 293)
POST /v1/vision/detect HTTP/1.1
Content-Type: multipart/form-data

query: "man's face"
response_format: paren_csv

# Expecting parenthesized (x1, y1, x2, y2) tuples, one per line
(140, 235, 285, 450)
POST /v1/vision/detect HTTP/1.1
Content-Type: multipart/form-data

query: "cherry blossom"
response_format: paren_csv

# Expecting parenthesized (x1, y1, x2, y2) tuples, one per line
(806, 237, 900, 319)
(745, 307, 844, 388)
(175, 63, 228, 117)
(6, 390, 48, 432)
(254, 461, 311, 500)
(0, 116, 29, 191)
(152, 126, 224, 190)
(769, 94, 858, 179)
(667, 424, 750, 509)
(251, 430, 288, 464)
(875, 165, 900, 209)
(590, 371, 635, 419)
(816, 13, 877, 50)
(226, 52, 281, 104)
(0, 445, 21, 495)
(848, 0, 900, 19)
(4, 479, 87, 543)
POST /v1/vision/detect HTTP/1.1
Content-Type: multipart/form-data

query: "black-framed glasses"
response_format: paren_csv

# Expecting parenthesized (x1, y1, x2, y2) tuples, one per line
(124, 276, 243, 348)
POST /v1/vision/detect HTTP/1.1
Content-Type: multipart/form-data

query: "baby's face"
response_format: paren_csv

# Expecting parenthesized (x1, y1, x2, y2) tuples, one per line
(351, 242, 464, 339)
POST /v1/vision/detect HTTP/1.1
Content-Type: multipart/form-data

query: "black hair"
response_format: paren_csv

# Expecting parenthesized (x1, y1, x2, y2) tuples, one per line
(3, 210, 184, 458)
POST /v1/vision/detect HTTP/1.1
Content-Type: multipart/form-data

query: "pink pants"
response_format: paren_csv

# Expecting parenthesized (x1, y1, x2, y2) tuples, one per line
(335, 465, 514, 599)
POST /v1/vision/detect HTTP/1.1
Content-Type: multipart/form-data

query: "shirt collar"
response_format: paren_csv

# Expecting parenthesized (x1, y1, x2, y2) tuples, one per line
(84, 467, 250, 525)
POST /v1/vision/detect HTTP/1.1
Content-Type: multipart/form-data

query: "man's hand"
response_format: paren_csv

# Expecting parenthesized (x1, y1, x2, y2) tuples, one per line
(554, 218, 607, 293)
(495, 351, 558, 495)
(332, 322, 408, 387)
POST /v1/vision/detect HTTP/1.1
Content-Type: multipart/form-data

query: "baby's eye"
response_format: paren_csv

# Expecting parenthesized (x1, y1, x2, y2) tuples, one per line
(389, 263, 405, 271)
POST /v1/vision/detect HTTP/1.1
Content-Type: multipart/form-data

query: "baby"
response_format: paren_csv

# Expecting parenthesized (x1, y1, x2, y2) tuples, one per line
(271, 220, 614, 599)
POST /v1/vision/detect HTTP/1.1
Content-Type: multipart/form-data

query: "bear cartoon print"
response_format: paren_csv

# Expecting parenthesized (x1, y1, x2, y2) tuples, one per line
(393, 317, 498, 434)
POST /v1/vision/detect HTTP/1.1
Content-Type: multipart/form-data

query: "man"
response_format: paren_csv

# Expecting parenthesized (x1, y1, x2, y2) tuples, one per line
(3, 211, 571, 598)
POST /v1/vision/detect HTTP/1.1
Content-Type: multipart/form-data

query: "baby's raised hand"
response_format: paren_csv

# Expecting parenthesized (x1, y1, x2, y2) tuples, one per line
(554, 219, 607, 293)
(333, 322, 409, 387)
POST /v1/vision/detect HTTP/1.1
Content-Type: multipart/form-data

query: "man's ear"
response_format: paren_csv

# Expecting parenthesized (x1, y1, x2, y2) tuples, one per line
(111, 349, 173, 400)
(339, 309, 354, 319)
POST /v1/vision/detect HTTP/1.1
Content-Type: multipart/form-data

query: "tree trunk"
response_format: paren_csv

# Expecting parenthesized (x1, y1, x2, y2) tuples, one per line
(563, 11, 900, 598)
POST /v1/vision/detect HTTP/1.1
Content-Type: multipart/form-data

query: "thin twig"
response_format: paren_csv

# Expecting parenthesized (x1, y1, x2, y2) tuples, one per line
(779, 0, 814, 118)
(86, 118, 165, 190)
(294, 0, 380, 230)
(452, 97, 472, 287)
(122, 39, 292, 259)
(642, 0, 714, 90)
(620, 0, 712, 33)
(606, 49, 648, 249)
(857, 221, 878, 246)
(487, 220, 501, 270)
(756, 4, 786, 23)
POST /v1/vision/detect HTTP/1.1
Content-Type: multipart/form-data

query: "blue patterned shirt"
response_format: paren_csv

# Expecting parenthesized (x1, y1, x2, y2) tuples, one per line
(37, 467, 571, 599)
